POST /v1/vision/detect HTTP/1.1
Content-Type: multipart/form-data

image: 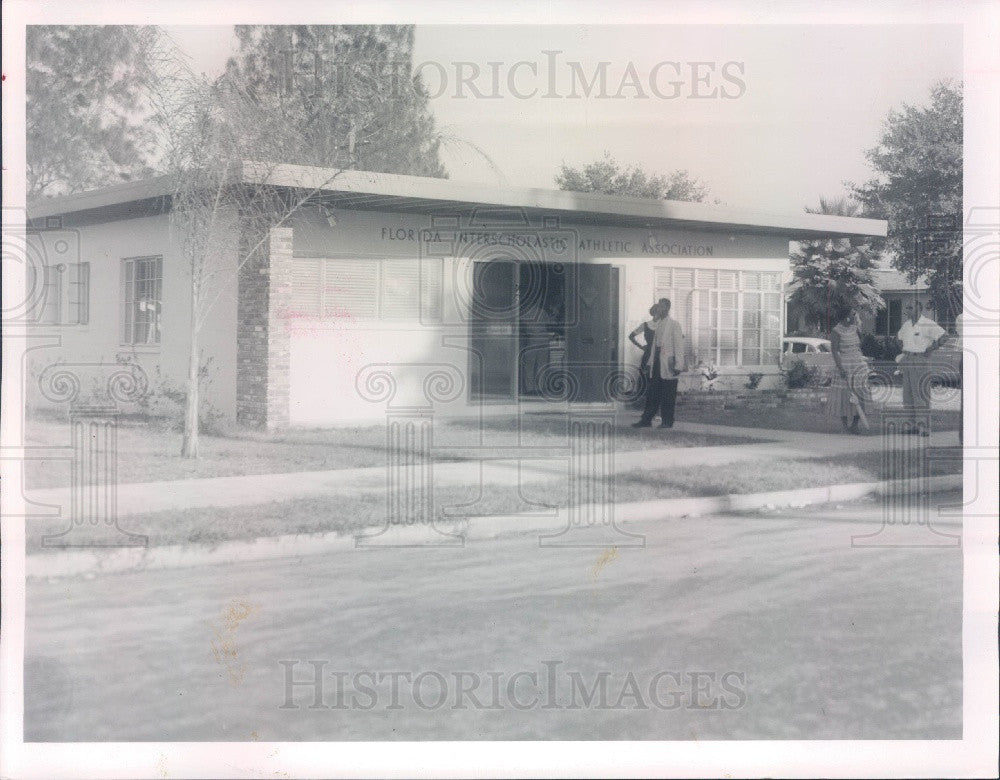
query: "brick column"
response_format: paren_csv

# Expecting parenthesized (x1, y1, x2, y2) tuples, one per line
(237, 224, 293, 429)
(266, 228, 293, 429)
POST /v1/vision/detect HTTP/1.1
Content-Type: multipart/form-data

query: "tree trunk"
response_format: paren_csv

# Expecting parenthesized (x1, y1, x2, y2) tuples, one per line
(181, 283, 200, 458)
(181, 327, 199, 457)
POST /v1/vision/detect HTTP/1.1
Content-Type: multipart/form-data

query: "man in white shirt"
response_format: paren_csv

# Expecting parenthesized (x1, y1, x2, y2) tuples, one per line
(896, 300, 948, 435)
(953, 310, 965, 444)
(633, 298, 686, 429)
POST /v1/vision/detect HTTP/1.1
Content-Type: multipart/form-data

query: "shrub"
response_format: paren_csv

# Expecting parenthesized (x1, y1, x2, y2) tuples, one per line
(860, 334, 902, 361)
(745, 372, 764, 390)
(784, 359, 817, 389)
(125, 357, 227, 434)
(698, 362, 720, 391)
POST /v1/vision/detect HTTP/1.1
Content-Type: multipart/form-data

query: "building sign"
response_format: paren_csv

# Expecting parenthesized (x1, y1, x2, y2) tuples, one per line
(379, 226, 714, 257)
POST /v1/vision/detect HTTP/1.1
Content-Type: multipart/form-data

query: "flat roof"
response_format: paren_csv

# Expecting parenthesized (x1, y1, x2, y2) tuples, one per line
(874, 266, 928, 292)
(27, 162, 888, 240)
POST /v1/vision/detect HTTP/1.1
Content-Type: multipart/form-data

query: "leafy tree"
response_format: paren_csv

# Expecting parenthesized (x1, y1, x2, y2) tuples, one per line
(851, 81, 962, 322)
(555, 152, 710, 201)
(788, 197, 884, 335)
(222, 25, 447, 177)
(26, 26, 158, 200)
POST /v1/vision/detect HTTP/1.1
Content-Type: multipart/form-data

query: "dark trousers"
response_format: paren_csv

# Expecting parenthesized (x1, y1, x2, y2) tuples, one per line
(640, 375, 679, 425)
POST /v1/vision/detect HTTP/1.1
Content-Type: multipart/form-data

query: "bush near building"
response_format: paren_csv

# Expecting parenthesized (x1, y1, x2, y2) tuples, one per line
(861, 334, 903, 361)
(784, 359, 818, 389)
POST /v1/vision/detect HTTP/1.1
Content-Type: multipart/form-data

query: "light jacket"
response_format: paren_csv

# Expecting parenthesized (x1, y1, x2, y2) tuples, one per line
(649, 316, 686, 379)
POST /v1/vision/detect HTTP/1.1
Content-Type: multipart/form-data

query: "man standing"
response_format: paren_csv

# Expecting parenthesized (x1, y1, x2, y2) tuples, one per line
(896, 300, 948, 436)
(954, 309, 965, 445)
(633, 298, 686, 429)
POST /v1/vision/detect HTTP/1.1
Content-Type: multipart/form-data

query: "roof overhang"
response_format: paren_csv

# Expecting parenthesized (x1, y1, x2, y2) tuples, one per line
(27, 162, 888, 241)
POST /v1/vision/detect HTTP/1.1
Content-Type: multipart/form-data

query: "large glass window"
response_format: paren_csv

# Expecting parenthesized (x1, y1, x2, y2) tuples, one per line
(655, 267, 782, 367)
(121, 257, 162, 345)
(290, 258, 443, 322)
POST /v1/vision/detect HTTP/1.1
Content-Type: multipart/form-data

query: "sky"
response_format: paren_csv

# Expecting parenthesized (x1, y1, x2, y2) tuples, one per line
(167, 24, 962, 214)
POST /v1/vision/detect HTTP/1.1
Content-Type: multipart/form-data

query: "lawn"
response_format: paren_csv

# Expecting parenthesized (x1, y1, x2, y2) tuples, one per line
(678, 403, 961, 435)
(22, 412, 763, 489)
(25, 448, 962, 549)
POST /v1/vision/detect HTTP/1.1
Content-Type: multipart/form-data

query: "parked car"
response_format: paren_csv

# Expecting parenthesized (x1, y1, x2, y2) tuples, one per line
(868, 336, 962, 391)
(781, 337, 835, 384)
(782, 333, 961, 390)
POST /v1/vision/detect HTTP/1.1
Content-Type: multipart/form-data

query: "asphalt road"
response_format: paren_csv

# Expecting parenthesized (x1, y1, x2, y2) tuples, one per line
(24, 494, 963, 741)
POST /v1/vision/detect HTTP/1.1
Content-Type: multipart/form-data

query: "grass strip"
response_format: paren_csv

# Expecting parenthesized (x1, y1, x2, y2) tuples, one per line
(27, 449, 962, 550)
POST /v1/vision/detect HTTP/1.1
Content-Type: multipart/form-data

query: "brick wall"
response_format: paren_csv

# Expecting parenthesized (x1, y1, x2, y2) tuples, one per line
(676, 388, 830, 412)
(236, 224, 293, 429)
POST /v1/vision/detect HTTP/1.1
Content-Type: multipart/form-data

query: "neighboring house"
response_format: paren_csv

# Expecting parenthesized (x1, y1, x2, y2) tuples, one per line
(23, 164, 886, 427)
(859, 260, 933, 337)
(784, 256, 935, 339)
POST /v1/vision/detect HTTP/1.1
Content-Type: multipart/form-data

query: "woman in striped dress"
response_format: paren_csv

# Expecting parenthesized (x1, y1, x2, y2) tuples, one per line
(830, 309, 873, 433)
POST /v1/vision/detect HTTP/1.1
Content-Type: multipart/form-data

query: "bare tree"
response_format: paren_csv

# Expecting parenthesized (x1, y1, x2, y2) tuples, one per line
(145, 36, 346, 457)
(143, 31, 494, 457)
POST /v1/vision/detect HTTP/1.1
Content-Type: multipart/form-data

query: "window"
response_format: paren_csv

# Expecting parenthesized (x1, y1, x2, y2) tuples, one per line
(121, 257, 162, 345)
(875, 299, 903, 336)
(655, 267, 782, 367)
(39, 265, 62, 325)
(290, 258, 443, 322)
(26, 262, 90, 325)
(67, 263, 90, 324)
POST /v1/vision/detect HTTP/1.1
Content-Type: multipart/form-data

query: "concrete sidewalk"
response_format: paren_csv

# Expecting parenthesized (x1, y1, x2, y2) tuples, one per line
(22, 421, 960, 517)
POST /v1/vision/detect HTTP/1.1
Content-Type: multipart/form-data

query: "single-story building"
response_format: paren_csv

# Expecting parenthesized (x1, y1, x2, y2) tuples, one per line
(24, 163, 887, 427)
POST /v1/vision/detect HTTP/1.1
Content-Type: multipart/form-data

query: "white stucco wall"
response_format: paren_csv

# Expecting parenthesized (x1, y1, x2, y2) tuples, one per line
(25, 212, 239, 420)
(22, 203, 793, 428)
(287, 207, 791, 425)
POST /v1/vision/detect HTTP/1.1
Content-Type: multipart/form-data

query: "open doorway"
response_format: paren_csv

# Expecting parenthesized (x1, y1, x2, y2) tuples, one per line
(468, 259, 619, 403)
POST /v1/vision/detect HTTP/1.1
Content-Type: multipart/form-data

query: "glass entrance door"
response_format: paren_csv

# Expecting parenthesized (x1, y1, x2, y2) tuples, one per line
(469, 259, 518, 402)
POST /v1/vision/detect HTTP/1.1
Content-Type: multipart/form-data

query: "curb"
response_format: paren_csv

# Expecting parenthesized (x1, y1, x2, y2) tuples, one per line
(26, 473, 962, 580)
